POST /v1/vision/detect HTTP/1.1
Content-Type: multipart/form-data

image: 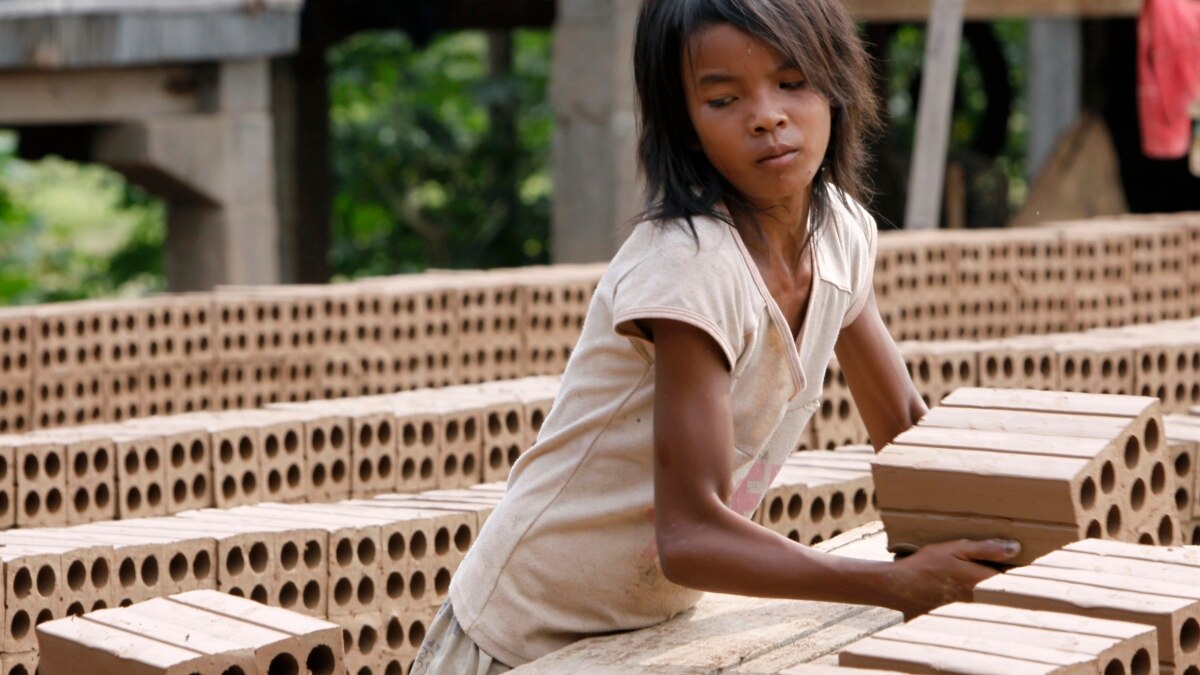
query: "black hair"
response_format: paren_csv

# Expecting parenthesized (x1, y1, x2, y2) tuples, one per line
(633, 0, 882, 243)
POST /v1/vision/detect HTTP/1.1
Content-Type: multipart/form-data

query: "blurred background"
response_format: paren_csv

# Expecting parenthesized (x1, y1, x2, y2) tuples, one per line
(0, 0, 1197, 302)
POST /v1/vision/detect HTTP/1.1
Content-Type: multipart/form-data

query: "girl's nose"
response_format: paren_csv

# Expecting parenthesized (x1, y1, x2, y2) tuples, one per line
(752, 109, 787, 135)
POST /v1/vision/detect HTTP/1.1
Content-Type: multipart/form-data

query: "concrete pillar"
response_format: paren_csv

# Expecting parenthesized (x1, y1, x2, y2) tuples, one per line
(94, 60, 282, 290)
(549, 0, 641, 263)
(1027, 19, 1082, 179)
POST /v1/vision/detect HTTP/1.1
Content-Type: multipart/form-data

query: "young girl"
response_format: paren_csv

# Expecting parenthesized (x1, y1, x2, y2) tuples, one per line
(414, 0, 1018, 671)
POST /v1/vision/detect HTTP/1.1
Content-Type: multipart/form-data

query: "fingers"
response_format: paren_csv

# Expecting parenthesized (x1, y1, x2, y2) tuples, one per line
(945, 538, 1021, 563)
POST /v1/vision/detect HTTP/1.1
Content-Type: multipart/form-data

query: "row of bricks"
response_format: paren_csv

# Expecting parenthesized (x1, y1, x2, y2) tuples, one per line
(37, 589, 344, 675)
(812, 317, 1200, 450)
(873, 389, 1190, 564)
(1, 212, 1198, 436)
(0, 375, 557, 529)
(0, 264, 604, 434)
(0, 440, 906, 673)
(875, 213, 1200, 342)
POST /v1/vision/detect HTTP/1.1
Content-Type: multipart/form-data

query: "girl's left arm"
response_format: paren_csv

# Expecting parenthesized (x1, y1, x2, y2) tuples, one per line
(834, 288, 928, 451)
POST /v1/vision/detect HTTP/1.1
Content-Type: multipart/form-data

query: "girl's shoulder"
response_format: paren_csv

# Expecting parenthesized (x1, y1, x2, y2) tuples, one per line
(616, 213, 746, 269)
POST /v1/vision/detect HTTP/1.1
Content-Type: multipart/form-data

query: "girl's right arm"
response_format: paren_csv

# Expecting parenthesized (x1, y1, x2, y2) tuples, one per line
(645, 317, 1019, 619)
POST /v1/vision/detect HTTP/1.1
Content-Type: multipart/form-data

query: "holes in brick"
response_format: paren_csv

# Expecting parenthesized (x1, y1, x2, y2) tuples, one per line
(334, 577, 352, 607)
(435, 528, 451, 556)
(331, 460, 346, 485)
(251, 585, 268, 604)
(304, 580, 321, 609)
(280, 542, 299, 571)
(1105, 505, 1122, 537)
(810, 497, 825, 524)
(1130, 479, 1146, 512)
(268, 470, 282, 495)
(410, 531, 428, 560)
(455, 524, 472, 553)
(1177, 487, 1191, 512)
(1124, 437, 1140, 469)
(125, 487, 141, 513)
(266, 434, 280, 458)
(1158, 515, 1175, 545)
(311, 464, 326, 488)
(1177, 452, 1192, 479)
(10, 610, 29, 639)
(278, 581, 299, 609)
(488, 447, 503, 470)
(226, 547, 246, 576)
(356, 538, 376, 566)
(331, 426, 346, 450)
(1145, 418, 1161, 452)
(161, 552, 188, 583)
(1181, 618, 1200, 654)
(1130, 648, 1151, 675)
(249, 542, 269, 573)
(268, 652, 299, 675)
(1151, 462, 1167, 495)
(507, 445, 520, 466)
(312, 428, 327, 453)
(462, 454, 477, 477)
(91, 558, 109, 588)
(410, 570, 426, 600)
(146, 484, 161, 508)
(784, 494, 802, 521)
(1100, 462, 1116, 494)
(192, 474, 207, 501)
(242, 471, 257, 496)
(830, 492, 845, 520)
(141, 556, 158, 587)
(67, 560, 86, 591)
(119, 558, 136, 588)
(304, 540, 322, 569)
(239, 437, 253, 460)
(357, 577, 375, 605)
(336, 538, 353, 567)
(435, 568, 451, 596)
(1079, 478, 1097, 509)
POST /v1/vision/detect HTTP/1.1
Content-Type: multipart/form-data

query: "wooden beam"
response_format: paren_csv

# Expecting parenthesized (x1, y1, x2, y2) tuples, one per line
(842, 0, 1140, 22)
(0, 66, 209, 125)
(904, 0, 964, 230)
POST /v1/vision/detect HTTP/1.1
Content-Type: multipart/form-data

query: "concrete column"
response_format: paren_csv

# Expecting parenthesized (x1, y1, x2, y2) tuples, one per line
(1027, 19, 1082, 179)
(93, 60, 282, 291)
(549, 0, 641, 263)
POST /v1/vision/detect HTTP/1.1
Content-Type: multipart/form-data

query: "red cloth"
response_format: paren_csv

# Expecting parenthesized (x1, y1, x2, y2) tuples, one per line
(1138, 0, 1200, 158)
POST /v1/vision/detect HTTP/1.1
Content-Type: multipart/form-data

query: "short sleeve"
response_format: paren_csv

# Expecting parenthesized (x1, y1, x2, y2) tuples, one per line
(611, 223, 747, 370)
(840, 202, 879, 328)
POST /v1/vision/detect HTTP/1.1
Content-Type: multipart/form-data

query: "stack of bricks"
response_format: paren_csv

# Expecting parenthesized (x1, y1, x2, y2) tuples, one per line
(754, 446, 879, 546)
(974, 539, 1200, 674)
(0, 483, 505, 675)
(37, 589, 343, 675)
(0, 310, 30, 436)
(838, 601, 1158, 674)
(872, 388, 1182, 564)
(1165, 414, 1200, 545)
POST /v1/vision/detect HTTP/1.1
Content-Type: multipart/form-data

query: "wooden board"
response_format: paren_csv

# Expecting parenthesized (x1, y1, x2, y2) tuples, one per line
(511, 523, 901, 674)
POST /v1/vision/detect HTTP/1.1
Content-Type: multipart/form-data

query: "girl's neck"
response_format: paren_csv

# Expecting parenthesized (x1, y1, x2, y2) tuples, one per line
(730, 191, 813, 264)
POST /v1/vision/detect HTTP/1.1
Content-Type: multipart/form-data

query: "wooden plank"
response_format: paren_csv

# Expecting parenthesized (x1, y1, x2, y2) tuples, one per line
(511, 523, 901, 674)
(904, 0, 964, 231)
(841, 0, 1140, 22)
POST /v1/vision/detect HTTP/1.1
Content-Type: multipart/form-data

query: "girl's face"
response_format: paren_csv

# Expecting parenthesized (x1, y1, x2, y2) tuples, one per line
(681, 23, 832, 215)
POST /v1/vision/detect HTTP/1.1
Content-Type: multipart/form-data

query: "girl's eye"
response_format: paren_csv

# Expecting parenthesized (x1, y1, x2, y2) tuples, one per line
(781, 80, 807, 91)
(707, 97, 734, 109)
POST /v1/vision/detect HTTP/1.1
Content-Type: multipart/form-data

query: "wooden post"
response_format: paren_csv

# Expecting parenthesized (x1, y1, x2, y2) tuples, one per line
(904, 0, 965, 231)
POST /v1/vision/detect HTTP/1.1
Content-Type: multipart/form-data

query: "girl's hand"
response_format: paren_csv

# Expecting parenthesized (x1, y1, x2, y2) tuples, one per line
(885, 538, 1021, 620)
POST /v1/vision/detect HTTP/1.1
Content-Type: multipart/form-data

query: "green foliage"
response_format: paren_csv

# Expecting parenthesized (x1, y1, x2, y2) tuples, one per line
(0, 133, 165, 305)
(328, 29, 553, 278)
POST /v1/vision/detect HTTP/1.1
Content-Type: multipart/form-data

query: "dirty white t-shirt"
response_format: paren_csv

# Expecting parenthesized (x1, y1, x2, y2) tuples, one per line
(449, 197, 878, 667)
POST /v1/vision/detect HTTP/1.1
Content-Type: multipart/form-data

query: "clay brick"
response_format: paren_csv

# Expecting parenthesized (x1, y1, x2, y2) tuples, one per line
(174, 412, 263, 507)
(241, 503, 384, 617)
(3, 436, 68, 527)
(0, 532, 114, 616)
(0, 441, 17, 529)
(0, 376, 31, 436)
(336, 501, 446, 613)
(898, 340, 979, 408)
(70, 523, 217, 604)
(315, 351, 364, 401)
(391, 411, 440, 493)
(26, 429, 118, 526)
(976, 337, 1059, 390)
(338, 611, 384, 675)
(32, 302, 111, 374)
(172, 589, 345, 672)
(37, 615, 218, 674)
(514, 267, 601, 376)
(977, 564, 1200, 671)
(451, 277, 527, 385)
(759, 454, 877, 547)
(119, 516, 274, 605)
(813, 357, 869, 450)
(31, 370, 105, 430)
(382, 607, 431, 675)
(176, 508, 329, 617)
(266, 403, 352, 501)
(384, 394, 482, 490)
(0, 650, 38, 675)
(239, 409, 310, 502)
(0, 546, 63, 652)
